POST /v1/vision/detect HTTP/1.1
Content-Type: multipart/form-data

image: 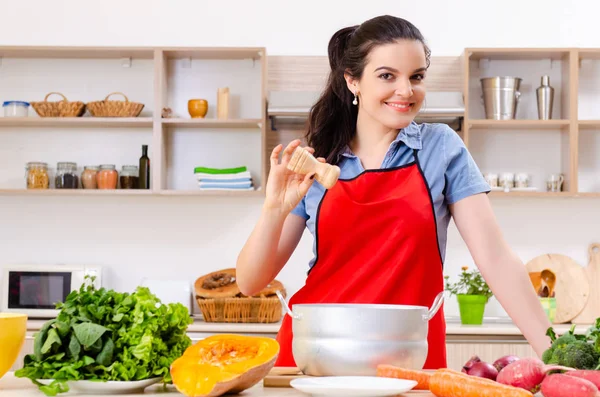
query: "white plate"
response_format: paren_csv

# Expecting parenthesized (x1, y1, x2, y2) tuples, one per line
(37, 378, 162, 394)
(290, 376, 418, 397)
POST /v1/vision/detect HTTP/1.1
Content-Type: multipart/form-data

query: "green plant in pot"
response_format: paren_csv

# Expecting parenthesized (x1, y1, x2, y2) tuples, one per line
(444, 266, 493, 325)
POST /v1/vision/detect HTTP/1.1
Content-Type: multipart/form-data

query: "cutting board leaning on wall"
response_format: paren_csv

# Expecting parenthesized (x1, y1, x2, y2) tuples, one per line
(572, 243, 600, 324)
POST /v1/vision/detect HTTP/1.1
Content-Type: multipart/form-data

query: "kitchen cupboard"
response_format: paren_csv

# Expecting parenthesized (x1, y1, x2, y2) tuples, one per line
(0, 46, 267, 195)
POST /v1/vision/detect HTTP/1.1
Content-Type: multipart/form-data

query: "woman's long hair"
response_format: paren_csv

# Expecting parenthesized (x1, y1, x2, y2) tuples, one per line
(305, 15, 431, 164)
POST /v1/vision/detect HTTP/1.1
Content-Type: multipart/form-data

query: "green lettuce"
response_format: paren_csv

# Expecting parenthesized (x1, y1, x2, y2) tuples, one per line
(15, 277, 193, 396)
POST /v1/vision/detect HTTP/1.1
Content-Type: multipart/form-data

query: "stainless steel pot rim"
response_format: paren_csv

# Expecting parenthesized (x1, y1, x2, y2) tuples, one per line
(290, 303, 429, 310)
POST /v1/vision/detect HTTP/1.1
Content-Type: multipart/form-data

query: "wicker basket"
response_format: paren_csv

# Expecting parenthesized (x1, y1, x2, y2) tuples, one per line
(197, 296, 283, 323)
(87, 92, 144, 117)
(30, 92, 86, 117)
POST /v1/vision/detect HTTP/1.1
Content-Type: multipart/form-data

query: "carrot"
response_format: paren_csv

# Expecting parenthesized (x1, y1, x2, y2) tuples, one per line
(429, 368, 534, 397)
(376, 364, 431, 390)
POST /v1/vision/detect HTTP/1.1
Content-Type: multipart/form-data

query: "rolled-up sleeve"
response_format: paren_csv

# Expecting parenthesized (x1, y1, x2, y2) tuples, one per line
(290, 196, 309, 220)
(443, 128, 491, 204)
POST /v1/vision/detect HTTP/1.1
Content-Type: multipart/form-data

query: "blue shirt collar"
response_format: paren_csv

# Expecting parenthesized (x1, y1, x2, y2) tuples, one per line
(340, 121, 422, 158)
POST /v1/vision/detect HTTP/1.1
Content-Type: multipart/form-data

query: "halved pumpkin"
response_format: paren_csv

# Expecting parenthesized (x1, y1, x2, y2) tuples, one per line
(170, 334, 279, 397)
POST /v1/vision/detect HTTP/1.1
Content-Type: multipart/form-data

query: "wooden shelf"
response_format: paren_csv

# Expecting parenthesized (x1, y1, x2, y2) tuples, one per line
(161, 118, 262, 129)
(162, 47, 263, 60)
(467, 48, 572, 61)
(157, 189, 262, 196)
(468, 120, 570, 130)
(0, 189, 154, 196)
(0, 117, 153, 128)
(0, 46, 154, 59)
(578, 120, 600, 129)
(489, 191, 572, 198)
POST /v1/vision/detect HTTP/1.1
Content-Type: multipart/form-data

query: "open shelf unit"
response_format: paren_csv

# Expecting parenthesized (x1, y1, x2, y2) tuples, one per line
(0, 46, 267, 196)
(463, 48, 600, 197)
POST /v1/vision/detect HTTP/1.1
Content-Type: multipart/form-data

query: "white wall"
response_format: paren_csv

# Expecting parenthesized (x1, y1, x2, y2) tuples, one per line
(1, 0, 600, 320)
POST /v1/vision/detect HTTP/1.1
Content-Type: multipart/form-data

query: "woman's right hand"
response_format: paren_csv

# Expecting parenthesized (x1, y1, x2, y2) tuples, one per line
(264, 139, 323, 215)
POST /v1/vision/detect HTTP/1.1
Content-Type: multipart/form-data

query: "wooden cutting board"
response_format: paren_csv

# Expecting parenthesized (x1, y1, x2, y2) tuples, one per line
(525, 253, 590, 324)
(572, 243, 600, 324)
(263, 367, 311, 388)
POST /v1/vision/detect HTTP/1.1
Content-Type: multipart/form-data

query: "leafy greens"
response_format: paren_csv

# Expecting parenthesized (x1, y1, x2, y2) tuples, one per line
(14, 277, 193, 396)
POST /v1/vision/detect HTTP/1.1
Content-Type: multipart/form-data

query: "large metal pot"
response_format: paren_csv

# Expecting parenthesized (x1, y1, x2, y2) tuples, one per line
(276, 291, 445, 377)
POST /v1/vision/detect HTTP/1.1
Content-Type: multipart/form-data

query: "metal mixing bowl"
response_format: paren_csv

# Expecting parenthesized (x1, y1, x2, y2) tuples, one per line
(276, 291, 445, 376)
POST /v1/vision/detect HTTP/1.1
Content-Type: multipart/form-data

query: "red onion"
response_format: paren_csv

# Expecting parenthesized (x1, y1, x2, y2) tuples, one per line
(462, 355, 482, 373)
(467, 361, 499, 381)
(493, 355, 520, 372)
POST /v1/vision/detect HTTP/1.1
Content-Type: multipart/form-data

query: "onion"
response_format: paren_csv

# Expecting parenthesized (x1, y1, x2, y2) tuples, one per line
(493, 355, 520, 372)
(462, 355, 482, 373)
(467, 361, 499, 381)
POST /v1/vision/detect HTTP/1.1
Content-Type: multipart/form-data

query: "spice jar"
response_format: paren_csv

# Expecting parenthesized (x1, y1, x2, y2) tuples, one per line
(81, 166, 99, 189)
(25, 162, 49, 189)
(96, 164, 118, 189)
(119, 165, 139, 189)
(55, 162, 79, 189)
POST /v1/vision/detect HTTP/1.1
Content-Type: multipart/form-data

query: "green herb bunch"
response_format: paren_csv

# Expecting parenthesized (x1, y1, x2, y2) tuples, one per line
(444, 266, 493, 298)
(14, 276, 193, 396)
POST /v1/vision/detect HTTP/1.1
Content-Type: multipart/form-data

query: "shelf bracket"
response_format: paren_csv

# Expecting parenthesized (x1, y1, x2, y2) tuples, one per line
(478, 58, 490, 70)
(121, 57, 132, 68)
(269, 115, 277, 131)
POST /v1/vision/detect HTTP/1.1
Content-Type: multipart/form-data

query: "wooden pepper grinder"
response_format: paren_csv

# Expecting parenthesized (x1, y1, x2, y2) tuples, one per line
(287, 147, 340, 189)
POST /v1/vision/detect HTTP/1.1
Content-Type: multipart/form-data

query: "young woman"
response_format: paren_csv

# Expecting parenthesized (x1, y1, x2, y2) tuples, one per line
(236, 15, 551, 369)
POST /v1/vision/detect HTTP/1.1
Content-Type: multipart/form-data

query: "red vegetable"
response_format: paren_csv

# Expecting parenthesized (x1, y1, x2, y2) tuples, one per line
(493, 355, 520, 372)
(566, 370, 600, 389)
(462, 355, 482, 373)
(467, 361, 499, 381)
(541, 373, 600, 397)
(496, 357, 573, 393)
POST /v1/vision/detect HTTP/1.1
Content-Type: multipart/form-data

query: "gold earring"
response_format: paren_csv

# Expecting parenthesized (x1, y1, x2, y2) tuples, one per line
(353, 92, 358, 105)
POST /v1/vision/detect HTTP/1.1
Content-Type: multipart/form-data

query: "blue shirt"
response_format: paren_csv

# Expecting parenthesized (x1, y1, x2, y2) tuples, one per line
(291, 121, 491, 268)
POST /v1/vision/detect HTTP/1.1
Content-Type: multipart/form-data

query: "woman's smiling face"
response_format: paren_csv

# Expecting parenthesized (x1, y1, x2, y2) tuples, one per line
(345, 39, 428, 130)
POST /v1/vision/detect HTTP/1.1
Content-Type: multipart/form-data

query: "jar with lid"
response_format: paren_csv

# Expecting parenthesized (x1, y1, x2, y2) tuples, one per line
(119, 165, 139, 189)
(3, 101, 30, 117)
(97, 164, 118, 189)
(25, 162, 49, 189)
(55, 162, 79, 189)
(81, 166, 99, 189)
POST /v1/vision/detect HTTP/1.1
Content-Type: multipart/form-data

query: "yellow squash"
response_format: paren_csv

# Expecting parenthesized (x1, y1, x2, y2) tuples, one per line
(170, 334, 279, 397)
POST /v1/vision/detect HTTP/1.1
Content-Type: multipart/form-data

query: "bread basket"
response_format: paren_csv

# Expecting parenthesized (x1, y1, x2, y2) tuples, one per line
(30, 92, 86, 117)
(86, 92, 144, 117)
(194, 268, 286, 323)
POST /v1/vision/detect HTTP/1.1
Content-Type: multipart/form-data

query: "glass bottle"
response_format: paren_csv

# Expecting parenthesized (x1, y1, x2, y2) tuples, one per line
(81, 166, 99, 189)
(138, 144, 150, 189)
(25, 162, 49, 189)
(55, 162, 79, 189)
(96, 164, 118, 189)
(120, 165, 139, 189)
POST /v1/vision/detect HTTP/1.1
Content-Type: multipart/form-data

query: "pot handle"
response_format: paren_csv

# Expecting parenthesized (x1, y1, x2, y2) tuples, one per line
(423, 291, 446, 321)
(276, 290, 302, 320)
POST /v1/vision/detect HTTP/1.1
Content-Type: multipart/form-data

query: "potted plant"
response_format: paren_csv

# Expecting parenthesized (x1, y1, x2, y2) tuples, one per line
(444, 266, 493, 325)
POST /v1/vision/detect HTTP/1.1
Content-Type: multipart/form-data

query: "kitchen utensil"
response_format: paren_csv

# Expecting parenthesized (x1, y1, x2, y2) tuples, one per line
(546, 174, 564, 192)
(290, 376, 418, 397)
(287, 146, 341, 189)
(536, 75, 554, 120)
(0, 313, 27, 379)
(480, 76, 522, 120)
(263, 367, 311, 388)
(525, 254, 590, 323)
(572, 243, 600, 324)
(275, 290, 445, 377)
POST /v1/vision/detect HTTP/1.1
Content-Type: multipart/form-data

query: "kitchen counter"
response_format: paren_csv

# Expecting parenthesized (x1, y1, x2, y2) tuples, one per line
(26, 318, 596, 336)
(0, 372, 434, 397)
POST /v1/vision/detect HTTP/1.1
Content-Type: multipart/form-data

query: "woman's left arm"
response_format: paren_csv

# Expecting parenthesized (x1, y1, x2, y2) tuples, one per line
(449, 193, 552, 358)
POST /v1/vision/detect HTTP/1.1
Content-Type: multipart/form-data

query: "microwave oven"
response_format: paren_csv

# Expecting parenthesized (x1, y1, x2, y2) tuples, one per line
(0, 265, 102, 318)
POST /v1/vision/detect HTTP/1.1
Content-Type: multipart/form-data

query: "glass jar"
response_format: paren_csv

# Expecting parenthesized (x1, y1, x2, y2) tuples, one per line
(96, 164, 118, 189)
(81, 166, 99, 189)
(55, 162, 79, 189)
(119, 165, 139, 189)
(25, 162, 49, 189)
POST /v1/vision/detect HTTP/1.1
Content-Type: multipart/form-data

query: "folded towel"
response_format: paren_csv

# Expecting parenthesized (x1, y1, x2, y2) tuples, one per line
(195, 171, 252, 181)
(199, 180, 252, 188)
(194, 166, 248, 175)
(198, 184, 254, 190)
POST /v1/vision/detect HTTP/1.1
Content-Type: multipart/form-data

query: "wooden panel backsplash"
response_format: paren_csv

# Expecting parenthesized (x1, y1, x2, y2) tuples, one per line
(267, 55, 462, 92)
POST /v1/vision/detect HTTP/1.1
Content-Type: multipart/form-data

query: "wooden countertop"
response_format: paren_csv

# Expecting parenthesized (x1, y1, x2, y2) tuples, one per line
(26, 318, 595, 336)
(0, 372, 434, 397)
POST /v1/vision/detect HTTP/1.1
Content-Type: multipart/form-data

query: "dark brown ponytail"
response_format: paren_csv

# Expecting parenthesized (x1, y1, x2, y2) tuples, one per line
(305, 15, 431, 164)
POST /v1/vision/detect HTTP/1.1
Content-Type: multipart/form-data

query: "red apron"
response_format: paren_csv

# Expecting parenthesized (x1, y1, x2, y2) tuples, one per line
(275, 149, 447, 369)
